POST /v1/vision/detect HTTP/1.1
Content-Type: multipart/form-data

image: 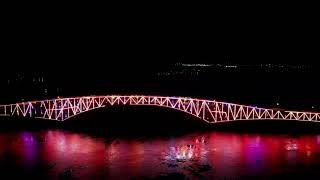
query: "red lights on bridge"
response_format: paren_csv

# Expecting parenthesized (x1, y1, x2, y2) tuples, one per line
(0, 95, 319, 123)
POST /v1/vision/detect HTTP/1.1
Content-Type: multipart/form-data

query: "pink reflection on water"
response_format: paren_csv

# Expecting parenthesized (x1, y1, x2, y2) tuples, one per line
(2, 130, 320, 179)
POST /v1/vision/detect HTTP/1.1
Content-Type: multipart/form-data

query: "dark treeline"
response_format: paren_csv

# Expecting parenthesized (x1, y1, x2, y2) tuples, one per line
(0, 64, 319, 113)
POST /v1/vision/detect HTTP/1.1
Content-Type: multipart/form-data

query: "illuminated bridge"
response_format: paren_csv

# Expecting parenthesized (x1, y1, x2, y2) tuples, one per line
(0, 95, 319, 123)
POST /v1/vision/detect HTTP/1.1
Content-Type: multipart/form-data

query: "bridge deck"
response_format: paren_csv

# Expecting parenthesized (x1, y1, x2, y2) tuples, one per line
(1, 95, 319, 122)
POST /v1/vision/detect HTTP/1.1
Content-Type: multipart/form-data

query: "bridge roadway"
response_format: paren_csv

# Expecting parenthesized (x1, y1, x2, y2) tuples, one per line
(0, 95, 319, 123)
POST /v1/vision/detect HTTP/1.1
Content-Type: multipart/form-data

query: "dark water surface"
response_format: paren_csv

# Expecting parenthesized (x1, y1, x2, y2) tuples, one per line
(2, 128, 320, 179)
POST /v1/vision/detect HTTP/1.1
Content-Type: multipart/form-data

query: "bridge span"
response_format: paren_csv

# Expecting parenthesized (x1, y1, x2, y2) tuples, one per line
(0, 95, 319, 123)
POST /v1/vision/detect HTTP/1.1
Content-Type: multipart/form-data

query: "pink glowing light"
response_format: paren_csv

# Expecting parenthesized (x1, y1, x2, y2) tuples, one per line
(0, 95, 319, 123)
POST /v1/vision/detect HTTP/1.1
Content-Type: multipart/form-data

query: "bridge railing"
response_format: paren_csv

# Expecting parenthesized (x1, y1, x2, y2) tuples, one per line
(1, 95, 319, 122)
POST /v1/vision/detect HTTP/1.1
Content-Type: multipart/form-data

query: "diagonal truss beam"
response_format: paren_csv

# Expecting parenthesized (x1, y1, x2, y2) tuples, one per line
(0, 95, 319, 123)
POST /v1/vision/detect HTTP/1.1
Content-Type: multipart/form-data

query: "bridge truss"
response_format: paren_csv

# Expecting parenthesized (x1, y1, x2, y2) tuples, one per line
(0, 95, 319, 123)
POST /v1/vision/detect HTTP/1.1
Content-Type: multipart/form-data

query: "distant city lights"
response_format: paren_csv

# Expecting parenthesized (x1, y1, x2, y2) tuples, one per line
(180, 63, 213, 67)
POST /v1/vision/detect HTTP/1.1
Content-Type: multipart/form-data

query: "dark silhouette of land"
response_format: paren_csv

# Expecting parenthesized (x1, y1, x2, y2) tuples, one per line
(1, 106, 320, 137)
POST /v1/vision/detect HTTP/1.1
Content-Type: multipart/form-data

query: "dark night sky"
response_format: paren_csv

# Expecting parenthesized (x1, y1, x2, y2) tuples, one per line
(0, 5, 319, 109)
(2, 7, 319, 74)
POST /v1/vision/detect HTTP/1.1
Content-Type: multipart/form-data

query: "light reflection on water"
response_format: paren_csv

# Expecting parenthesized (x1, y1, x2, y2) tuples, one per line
(1, 130, 320, 179)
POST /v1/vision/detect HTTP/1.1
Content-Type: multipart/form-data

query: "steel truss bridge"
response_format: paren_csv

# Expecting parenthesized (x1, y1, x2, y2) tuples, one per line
(0, 95, 319, 123)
